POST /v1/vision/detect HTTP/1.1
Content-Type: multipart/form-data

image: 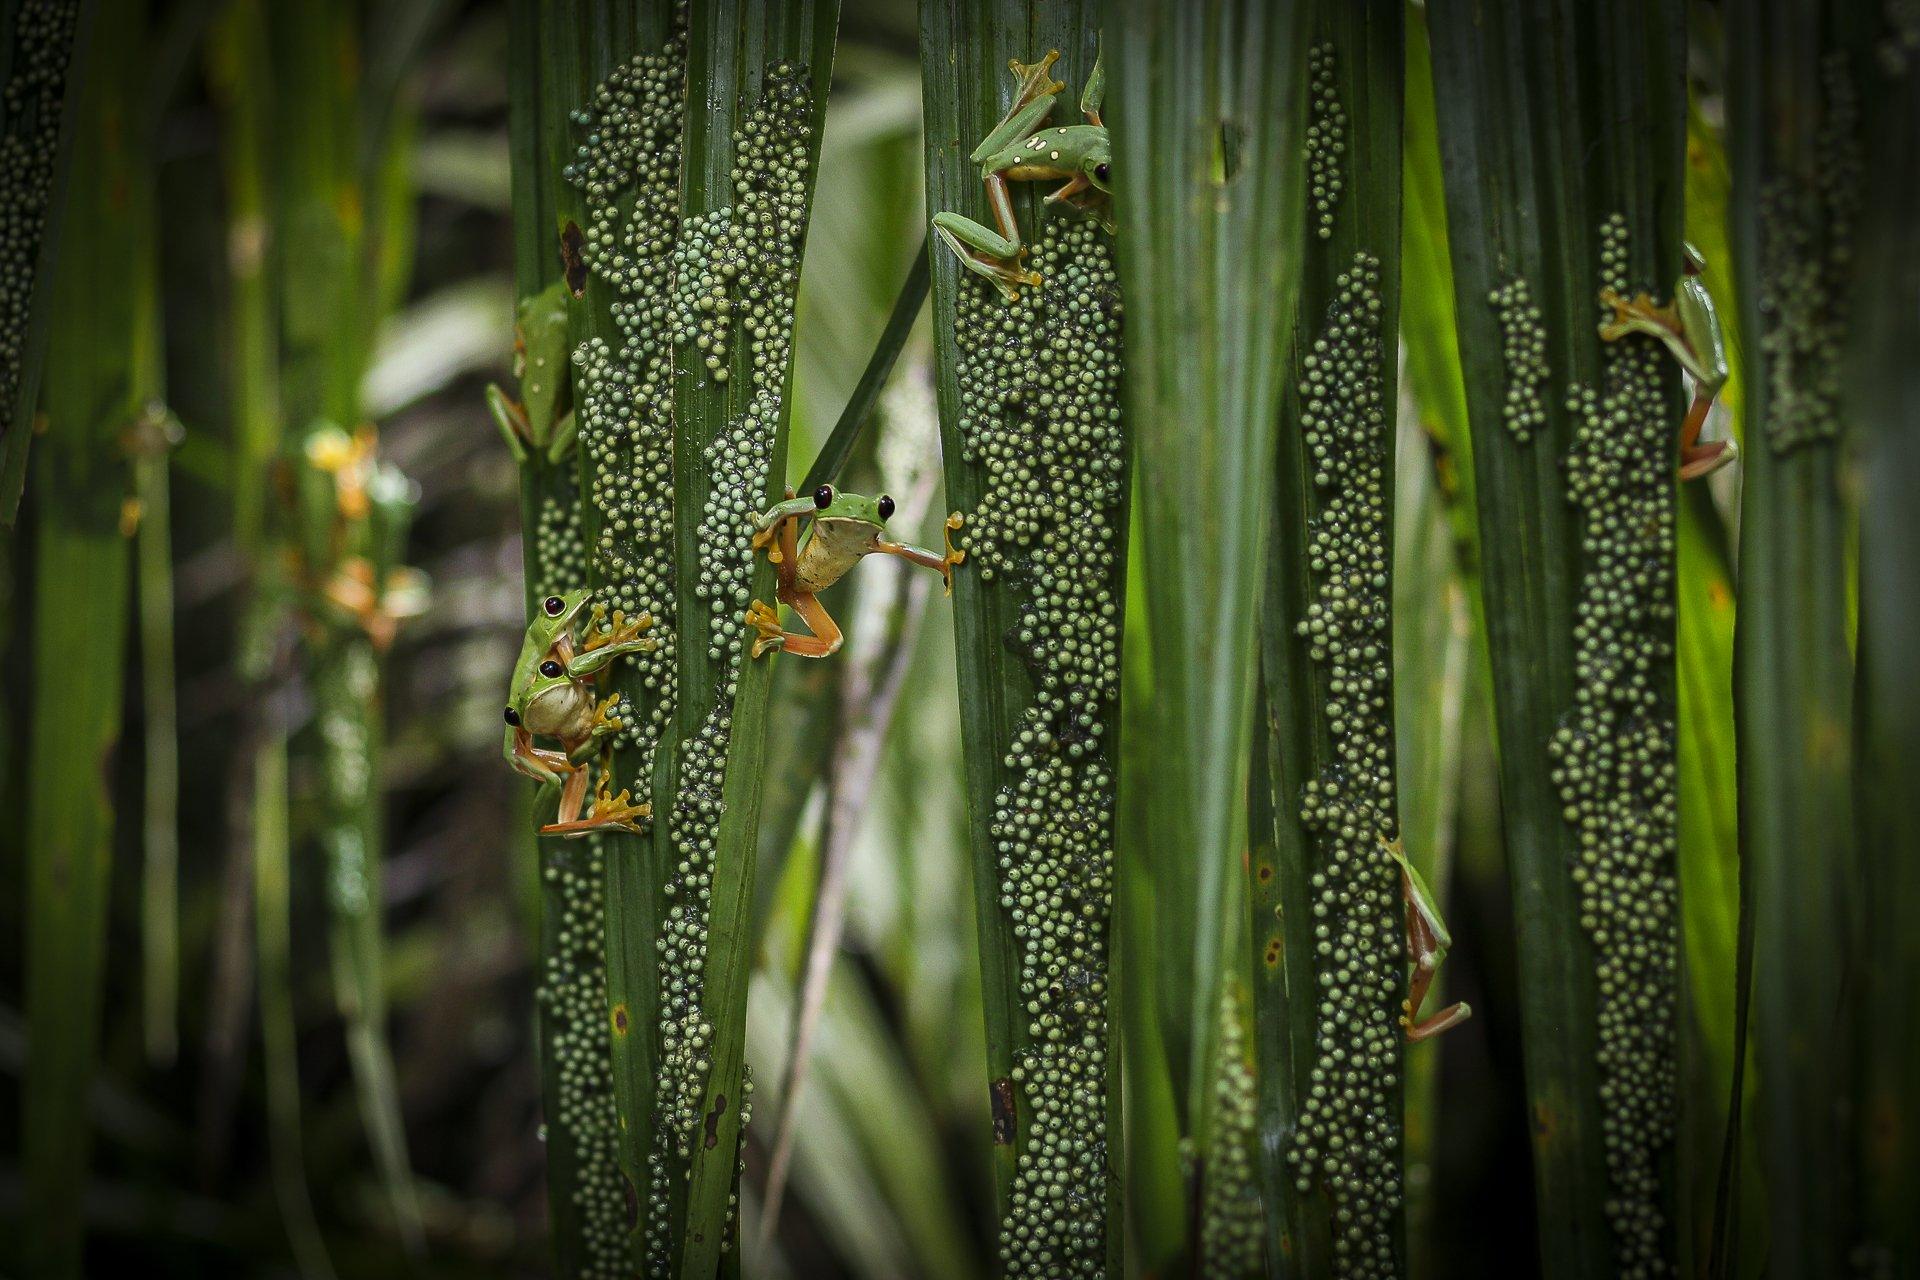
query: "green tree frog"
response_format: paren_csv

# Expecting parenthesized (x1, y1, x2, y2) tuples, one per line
(931, 48, 1112, 299)
(503, 588, 655, 836)
(487, 280, 576, 467)
(1598, 242, 1736, 480)
(1383, 837, 1472, 1043)
(745, 484, 965, 660)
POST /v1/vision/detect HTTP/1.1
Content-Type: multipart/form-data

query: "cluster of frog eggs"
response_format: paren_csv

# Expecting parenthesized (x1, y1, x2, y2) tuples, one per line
(952, 219, 1123, 1279)
(1553, 213, 1678, 1278)
(1305, 42, 1345, 241)
(681, 67, 812, 661)
(1490, 277, 1550, 443)
(1284, 253, 1404, 1280)
(647, 66, 815, 1270)
(0, 0, 78, 437)
(1757, 55, 1858, 453)
(1188, 985, 1262, 1276)
(535, 836, 631, 1277)
(564, 34, 687, 773)
(533, 483, 587, 586)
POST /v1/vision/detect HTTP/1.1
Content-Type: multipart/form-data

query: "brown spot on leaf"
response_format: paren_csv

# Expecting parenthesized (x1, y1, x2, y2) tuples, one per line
(560, 221, 588, 297)
(610, 1003, 630, 1037)
(991, 1077, 1016, 1145)
(1263, 936, 1283, 968)
(703, 1092, 728, 1149)
(1533, 1100, 1557, 1140)
(1256, 862, 1274, 883)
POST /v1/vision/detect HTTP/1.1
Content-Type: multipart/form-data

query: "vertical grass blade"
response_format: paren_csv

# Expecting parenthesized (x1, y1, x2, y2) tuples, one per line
(502, 6, 658, 1272)
(1254, 5, 1406, 1275)
(1850, 23, 1920, 1273)
(1105, 0, 1309, 1271)
(19, 1, 146, 1271)
(134, 419, 181, 1070)
(0, 0, 93, 525)
(920, 5, 1129, 1272)
(1725, 4, 1869, 1271)
(254, 734, 337, 1280)
(270, 0, 422, 1248)
(669, 9, 840, 1273)
(1428, 1, 1687, 1273)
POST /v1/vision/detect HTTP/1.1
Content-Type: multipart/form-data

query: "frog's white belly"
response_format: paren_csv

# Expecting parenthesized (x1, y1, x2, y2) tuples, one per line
(523, 682, 594, 743)
(796, 518, 879, 593)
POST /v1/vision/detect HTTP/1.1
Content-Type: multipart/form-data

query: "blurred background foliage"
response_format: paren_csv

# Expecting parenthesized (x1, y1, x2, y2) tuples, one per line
(0, 0, 1906, 1276)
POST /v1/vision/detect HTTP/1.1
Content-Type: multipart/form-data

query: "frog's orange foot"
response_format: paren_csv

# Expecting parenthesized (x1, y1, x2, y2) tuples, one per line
(590, 693, 626, 736)
(941, 513, 968, 593)
(746, 599, 786, 658)
(541, 779, 650, 838)
(1597, 288, 1676, 341)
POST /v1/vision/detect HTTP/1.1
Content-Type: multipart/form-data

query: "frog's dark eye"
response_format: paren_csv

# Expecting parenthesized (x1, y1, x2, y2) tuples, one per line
(539, 659, 562, 678)
(814, 484, 834, 509)
(504, 707, 521, 726)
(1094, 162, 1110, 183)
(877, 494, 895, 520)
(543, 595, 565, 616)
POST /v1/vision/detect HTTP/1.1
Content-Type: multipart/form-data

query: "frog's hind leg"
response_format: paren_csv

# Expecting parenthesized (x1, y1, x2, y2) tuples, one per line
(746, 586, 843, 660)
(1080, 48, 1104, 126)
(933, 172, 1042, 299)
(1401, 908, 1471, 1043)
(1678, 391, 1737, 480)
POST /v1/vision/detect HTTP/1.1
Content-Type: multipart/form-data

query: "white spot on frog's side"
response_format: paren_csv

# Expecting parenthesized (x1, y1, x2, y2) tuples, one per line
(1050, 150, 1061, 160)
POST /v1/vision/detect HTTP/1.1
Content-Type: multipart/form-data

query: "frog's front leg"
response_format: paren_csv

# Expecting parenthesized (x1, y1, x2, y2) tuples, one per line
(933, 174, 1042, 300)
(564, 694, 628, 768)
(876, 512, 968, 594)
(753, 487, 814, 565)
(570, 609, 656, 676)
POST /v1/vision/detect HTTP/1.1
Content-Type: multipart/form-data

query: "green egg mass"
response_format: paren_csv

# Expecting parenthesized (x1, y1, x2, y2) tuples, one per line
(1552, 212, 1678, 1276)
(1285, 253, 1403, 1280)
(1757, 54, 1859, 454)
(650, 62, 814, 1271)
(566, 28, 688, 778)
(557, 22, 691, 1275)
(1190, 984, 1262, 1276)
(951, 217, 1124, 1278)
(1490, 277, 1550, 443)
(0, 0, 80, 443)
(1304, 42, 1346, 241)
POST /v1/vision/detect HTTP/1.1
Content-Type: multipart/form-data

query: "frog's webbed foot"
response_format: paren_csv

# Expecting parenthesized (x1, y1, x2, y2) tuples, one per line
(1006, 50, 1064, 113)
(1597, 287, 1681, 343)
(746, 599, 787, 658)
(583, 606, 653, 652)
(932, 220, 1043, 301)
(584, 693, 627, 749)
(942, 512, 967, 594)
(541, 768, 650, 838)
(1402, 995, 1473, 1043)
